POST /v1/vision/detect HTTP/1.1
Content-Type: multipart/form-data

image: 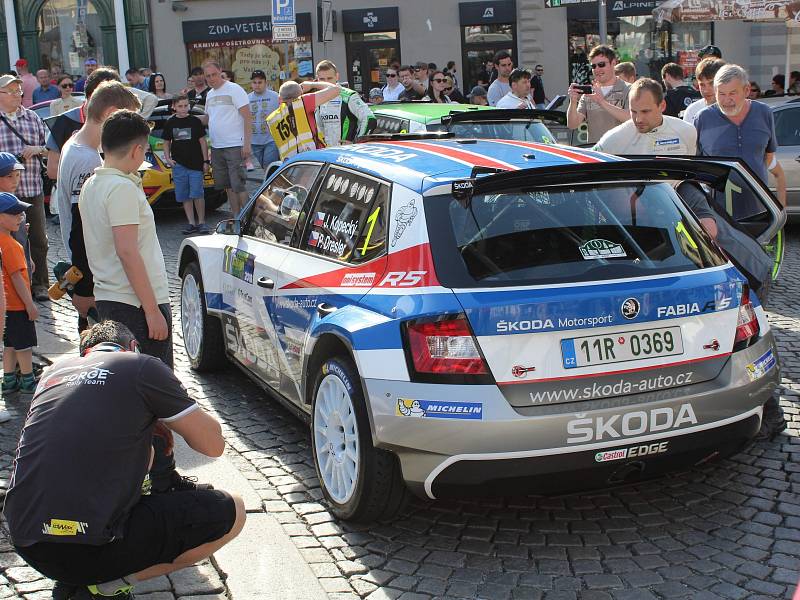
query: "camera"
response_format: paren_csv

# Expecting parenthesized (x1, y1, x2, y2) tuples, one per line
(575, 85, 594, 94)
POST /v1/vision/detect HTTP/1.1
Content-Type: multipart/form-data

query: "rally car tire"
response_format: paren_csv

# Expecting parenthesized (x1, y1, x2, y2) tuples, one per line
(180, 262, 227, 371)
(311, 356, 408, 522)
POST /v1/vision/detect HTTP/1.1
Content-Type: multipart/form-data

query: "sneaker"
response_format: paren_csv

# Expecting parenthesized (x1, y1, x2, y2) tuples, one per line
(152, 471, 214, 493)
(181, 224, 197, 235)
(19, 374, 37, 395)
(52, 581, 81, 599)
(33, 288, 50, 302)
(196, 223, 210, 234)
(2, 375, 19, 395)
(79, 585, 134, 599)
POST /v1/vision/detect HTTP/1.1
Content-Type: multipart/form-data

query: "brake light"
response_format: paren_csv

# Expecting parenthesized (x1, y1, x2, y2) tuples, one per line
(406, 315, 488, 376)
(734, 287, 759, 347)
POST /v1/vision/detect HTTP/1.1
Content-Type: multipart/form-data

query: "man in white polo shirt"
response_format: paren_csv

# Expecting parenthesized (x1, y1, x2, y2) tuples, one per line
(593, 78, 696, 155)
(203, 60, 252, 217)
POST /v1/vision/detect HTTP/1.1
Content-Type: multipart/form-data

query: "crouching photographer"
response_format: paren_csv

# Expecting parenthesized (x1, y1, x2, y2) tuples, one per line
(3, 321, 245, 599)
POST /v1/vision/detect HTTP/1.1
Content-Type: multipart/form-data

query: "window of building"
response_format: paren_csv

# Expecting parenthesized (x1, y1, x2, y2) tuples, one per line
(37, 0, 105, 77)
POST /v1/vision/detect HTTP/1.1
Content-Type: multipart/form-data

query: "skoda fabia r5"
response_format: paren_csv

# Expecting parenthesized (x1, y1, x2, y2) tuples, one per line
(178, 137, 784, 521)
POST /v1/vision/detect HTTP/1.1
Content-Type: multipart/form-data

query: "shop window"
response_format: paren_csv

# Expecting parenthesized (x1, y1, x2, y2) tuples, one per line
(37, 0, 105, 77)
(463, 24, 513, 44)
(346, 32, 398, 42)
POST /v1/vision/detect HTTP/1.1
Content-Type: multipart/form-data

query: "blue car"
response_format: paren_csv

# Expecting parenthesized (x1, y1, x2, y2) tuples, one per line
(179, 135, 784, 521)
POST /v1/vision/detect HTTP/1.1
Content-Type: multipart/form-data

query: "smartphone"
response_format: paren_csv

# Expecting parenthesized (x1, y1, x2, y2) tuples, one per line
(575, 85, 594, 94)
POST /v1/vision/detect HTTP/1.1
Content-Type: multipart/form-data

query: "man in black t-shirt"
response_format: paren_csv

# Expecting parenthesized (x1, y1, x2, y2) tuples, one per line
(187, 67, 210, 107)
(661, 62, 701, 118)
(4, 321, 245, 599)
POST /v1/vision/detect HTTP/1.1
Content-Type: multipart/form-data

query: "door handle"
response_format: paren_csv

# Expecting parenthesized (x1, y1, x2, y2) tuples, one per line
(317, 302, 337, 317)
(795, 155, 800, 163)
(257, 277, 274, 289)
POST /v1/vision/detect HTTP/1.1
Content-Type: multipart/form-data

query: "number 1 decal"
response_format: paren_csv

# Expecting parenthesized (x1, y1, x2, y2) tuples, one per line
(360, 206, 380, 254)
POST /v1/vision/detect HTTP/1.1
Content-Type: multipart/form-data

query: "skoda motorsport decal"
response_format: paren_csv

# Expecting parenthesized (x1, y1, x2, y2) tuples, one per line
(579, 239, 626, 260)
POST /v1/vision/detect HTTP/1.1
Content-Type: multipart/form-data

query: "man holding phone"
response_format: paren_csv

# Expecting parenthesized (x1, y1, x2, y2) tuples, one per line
(567, 45, 631, 144)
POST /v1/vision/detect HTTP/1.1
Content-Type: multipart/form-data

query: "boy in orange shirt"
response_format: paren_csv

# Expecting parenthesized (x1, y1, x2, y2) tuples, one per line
(0, 192, 38, 394)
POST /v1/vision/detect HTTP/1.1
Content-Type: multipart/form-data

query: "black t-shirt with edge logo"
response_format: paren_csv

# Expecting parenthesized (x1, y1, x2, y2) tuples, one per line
(664, 86, 701, 118)
(3, 351, 196, 547)
(162, 114, 206, 172)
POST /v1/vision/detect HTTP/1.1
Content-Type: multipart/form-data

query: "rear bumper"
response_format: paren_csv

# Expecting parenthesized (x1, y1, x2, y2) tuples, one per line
(363, 332, 778, 499)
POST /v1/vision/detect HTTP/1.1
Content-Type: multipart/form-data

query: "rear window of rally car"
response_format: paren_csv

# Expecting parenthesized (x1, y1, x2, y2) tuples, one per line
(425, 182, 727, 288)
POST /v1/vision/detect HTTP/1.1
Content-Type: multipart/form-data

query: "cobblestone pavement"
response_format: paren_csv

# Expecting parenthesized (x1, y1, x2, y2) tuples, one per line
(0, 211, 799, 600)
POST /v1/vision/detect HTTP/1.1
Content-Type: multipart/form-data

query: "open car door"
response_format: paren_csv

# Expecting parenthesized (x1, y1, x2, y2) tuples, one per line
(620, 156, 786, 282)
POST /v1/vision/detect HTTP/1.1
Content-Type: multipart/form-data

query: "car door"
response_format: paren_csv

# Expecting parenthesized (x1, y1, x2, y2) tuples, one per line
(222, 161, 324, 394)
(770, 103, 800, 218)
(272, 165, 391, 404)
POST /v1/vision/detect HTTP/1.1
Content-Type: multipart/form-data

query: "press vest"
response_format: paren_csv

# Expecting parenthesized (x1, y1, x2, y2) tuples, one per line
(267, 96, 324, 160)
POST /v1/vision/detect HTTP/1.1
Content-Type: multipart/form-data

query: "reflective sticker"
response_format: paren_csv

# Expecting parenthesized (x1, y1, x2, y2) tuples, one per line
(579, 239, 626, 260)
(396, 398, 483, 420)
(746, 348, 776, 382)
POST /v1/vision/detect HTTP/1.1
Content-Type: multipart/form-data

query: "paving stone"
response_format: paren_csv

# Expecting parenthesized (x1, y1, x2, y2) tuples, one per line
(169, 563, 225, 597)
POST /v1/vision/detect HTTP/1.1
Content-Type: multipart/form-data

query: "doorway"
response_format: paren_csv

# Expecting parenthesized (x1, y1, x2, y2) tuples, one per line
(345, 32, 400, 96)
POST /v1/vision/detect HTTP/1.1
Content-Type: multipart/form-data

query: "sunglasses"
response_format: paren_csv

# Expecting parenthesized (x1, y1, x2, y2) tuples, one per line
(591, 61, 607, 69)
(433, 78, 447, 83)
(536, 69, 544, 72)
(386, 73, 397, 77)
(60, 83, 74, 89)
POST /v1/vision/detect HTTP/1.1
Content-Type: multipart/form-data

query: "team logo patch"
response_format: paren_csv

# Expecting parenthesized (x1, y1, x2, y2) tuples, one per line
(621, 297, 640, 320)
(655, 138, 680, 146)
(396, 398, 483, 420)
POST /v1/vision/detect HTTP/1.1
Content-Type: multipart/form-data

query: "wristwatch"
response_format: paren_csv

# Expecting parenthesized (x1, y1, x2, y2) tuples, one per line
(203, 160, 211, 164)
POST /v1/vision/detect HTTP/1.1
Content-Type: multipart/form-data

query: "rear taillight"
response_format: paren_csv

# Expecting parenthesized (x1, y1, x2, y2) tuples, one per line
(734, 287, 760, 348)
(405, 315, 490, 382)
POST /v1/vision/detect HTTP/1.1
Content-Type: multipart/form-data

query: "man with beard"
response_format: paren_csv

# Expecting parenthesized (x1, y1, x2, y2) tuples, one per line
(695, 64, 786, 209)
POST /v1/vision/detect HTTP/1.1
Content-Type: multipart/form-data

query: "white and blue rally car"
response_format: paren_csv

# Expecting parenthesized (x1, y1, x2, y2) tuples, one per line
(179, 135, 784, 521)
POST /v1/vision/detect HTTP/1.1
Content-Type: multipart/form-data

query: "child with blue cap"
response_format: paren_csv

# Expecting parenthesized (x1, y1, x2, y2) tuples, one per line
(0, 153, 32, 279)
(0, 191, 38, 395)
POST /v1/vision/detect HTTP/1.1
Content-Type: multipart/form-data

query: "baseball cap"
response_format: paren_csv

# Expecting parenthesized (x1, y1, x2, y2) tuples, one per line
(0, 153, 25, 177)
(251, 69, 267, 80)
(0, 192, 30, 215)
(369, 87, 383, 99)
(0, 74, 22, 88)
(14, 58, 27, 68)
(698, 45, 722, 59)
(468, 85, 487, 98)
(84, 58, 98, 66)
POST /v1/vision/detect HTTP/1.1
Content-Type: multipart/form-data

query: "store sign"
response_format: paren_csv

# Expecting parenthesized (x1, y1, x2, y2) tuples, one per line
(459, 0, 517, 24)
(609, 0, 659, 16)
(182, 14, 312, 43)
(272, 0, 295, 26)
(341, 7, 399, 32)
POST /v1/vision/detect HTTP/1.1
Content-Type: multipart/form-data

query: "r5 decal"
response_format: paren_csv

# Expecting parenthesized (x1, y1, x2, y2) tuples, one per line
(378, 271, 427, 287)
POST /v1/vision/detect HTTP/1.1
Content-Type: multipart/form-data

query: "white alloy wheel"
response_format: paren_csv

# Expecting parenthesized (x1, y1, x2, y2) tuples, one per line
(313, 373, 360, 504)
(181, 272, 203, 361)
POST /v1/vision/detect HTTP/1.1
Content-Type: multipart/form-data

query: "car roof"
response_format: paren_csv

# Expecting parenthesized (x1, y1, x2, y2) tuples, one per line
(288, 139, 622, 193)
(372, 102, 492, 123)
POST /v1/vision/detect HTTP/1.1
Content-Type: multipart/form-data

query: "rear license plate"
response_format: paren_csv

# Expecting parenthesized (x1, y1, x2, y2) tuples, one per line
(561, 326, 683, 369)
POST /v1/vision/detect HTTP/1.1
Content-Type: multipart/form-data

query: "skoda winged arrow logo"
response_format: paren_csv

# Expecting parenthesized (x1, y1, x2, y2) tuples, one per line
(621, 297, 640, 320)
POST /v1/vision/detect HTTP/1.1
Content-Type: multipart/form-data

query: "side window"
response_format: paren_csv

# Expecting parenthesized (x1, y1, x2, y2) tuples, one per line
(245, 163, 322, 245)
(774, 107, 800, 147)
(303, 168, 389, 263)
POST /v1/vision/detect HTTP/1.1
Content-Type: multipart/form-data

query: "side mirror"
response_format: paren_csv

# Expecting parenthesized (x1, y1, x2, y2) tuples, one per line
(215, 219, 241, 235)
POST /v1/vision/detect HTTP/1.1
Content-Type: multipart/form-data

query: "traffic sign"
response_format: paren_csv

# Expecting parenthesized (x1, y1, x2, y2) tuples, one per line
(273, 24, 297, 40)
(272, 0, 296, 25)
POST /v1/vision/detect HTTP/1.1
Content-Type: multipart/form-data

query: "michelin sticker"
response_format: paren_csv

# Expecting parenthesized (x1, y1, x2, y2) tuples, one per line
(396, 398, 483, 420)
(579, 239, 626, 260)
(392, 199, 418, 247)
(746, 349, 776, 382)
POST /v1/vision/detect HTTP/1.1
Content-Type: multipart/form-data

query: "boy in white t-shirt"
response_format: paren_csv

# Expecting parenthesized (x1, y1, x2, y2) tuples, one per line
(202, 60, 252, 216)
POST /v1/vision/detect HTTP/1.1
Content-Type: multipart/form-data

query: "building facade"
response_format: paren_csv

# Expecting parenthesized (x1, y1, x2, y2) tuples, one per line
(0, 0, 795, 101)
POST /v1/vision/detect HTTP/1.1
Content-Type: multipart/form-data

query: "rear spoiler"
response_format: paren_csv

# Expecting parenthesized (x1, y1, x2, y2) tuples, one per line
(441, 108, 566, 126)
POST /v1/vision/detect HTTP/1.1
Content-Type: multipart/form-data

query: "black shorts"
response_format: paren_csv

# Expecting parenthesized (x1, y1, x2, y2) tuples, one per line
(3, 310, 37, 350)
(96, 301, 173, 369)
(15, 490, 236, 585)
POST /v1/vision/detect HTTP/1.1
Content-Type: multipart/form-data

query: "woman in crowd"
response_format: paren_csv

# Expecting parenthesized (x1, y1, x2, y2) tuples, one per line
(425, 70, 454, 104)
(148, 72, 172, 100)
(49, 75, 82, 116)
(445, 75, 466, 103)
